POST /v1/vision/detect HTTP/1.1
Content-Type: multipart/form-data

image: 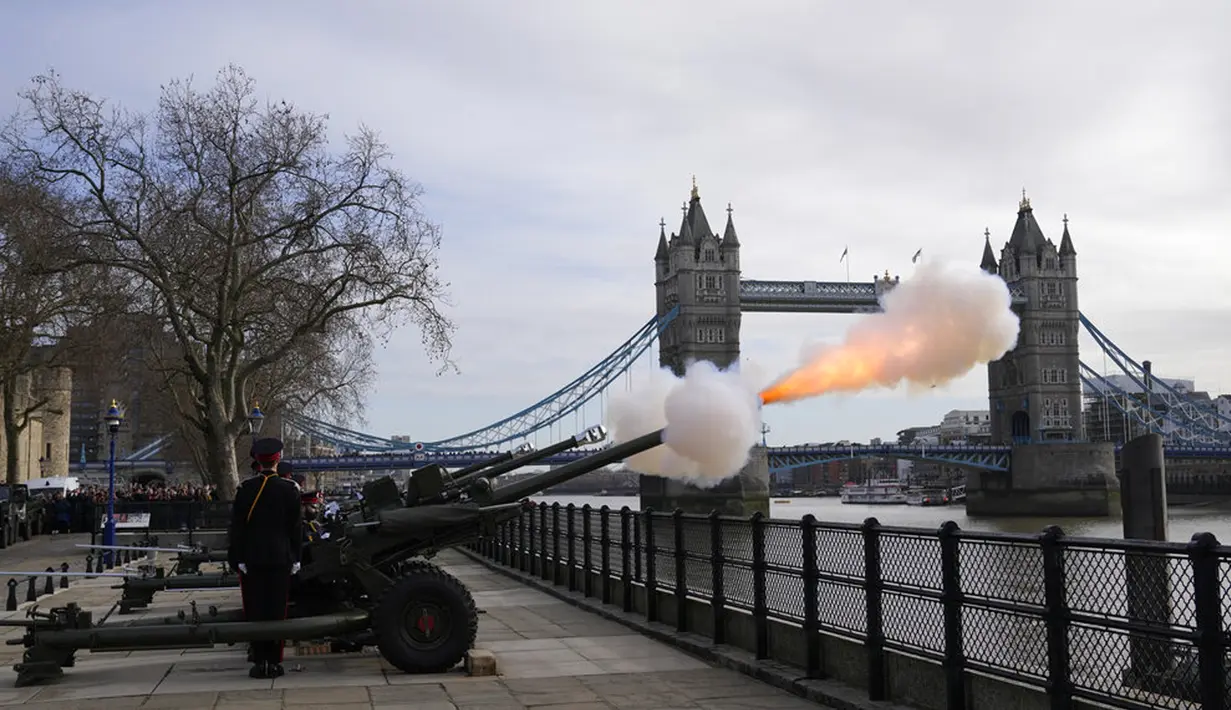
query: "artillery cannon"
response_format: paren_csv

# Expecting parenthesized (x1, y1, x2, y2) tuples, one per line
(4, 426, 663, 687)
(107, 430, 606, 613)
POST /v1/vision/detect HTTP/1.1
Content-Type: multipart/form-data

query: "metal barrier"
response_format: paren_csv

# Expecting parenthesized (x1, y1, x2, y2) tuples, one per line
(2, 558, 101, 611)
(475, 502, 1231, 710)
(88, 501, 230, 538)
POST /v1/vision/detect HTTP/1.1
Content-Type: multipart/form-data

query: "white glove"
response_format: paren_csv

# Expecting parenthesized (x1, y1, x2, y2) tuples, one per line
(291, 562, 301, 575)
(320, 532, 331, 540)
(238, 563, 248, 574)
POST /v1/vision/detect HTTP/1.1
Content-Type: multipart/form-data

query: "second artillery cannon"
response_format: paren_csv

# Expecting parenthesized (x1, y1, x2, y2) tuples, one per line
(5, 426, 665, 687)
(108, 428, 605, 613)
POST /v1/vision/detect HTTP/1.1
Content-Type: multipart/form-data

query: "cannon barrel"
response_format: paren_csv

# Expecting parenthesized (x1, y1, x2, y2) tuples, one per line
(20, 608, 369, 651)
(446, 443, 532, 479)
(449, 426, 607, 491)
(447, 451, 514, 479)
(117, 574, 237, 593)
(486, 429, 664, 506)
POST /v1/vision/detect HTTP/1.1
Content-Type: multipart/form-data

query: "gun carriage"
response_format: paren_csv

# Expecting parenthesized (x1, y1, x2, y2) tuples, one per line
(2, 426, 664, 687)
(109, 436, 587, 612)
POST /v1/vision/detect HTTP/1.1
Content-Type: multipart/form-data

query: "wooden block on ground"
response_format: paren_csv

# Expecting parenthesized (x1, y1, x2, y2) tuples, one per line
(465, 649, 497, 677)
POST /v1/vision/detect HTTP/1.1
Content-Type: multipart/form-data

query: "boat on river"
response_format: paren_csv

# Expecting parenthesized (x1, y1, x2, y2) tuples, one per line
(840, 480, 907, 505)
(905, 488, 952, 506)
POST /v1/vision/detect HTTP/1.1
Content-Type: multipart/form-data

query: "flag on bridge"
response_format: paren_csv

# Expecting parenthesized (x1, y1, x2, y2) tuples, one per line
(840, 246, 848, 262)
(912, 248, 923, 264)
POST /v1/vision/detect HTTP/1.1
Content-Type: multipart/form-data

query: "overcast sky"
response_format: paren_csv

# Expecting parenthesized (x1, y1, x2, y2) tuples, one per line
(3, 1, 1229, 448)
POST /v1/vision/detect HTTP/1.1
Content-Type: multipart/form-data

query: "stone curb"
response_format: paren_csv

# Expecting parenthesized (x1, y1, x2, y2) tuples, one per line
(457, 548, 913, 710)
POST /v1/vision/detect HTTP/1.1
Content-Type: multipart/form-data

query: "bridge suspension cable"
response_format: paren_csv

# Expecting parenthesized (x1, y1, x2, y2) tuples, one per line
(1078, 363, 1227, 445)
(1078, 313, 1231, 439)
(284, 307, 679, 452)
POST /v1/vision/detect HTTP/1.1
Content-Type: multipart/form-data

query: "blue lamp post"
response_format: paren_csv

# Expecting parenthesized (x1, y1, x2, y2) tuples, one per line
(103, 400, 124, 565)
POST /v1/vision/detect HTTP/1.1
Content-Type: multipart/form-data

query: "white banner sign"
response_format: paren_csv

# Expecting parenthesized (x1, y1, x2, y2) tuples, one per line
(99, 512, 152, 530)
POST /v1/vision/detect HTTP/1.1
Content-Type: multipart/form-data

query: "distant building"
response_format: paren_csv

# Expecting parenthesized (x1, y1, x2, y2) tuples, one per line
(939, 409, 991, 444)
(66, 317, 175, 463)
(1, 354, 72, 482)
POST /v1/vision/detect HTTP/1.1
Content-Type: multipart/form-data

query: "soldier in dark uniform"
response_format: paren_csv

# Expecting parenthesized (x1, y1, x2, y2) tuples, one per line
(228, 437, 303, 679)
(301, 490, 324, 544)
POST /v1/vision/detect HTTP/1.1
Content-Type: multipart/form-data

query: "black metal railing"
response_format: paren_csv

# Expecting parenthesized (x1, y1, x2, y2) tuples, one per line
(473, 502, 1231, 710)
(88, 501, 231, 537)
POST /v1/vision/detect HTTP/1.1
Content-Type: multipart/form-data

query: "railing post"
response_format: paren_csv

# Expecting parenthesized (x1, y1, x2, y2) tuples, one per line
(938, 521, 966, 709)
(710, 511, 726, 646)
(566, 504, 578, 591)
(802, 514, 822, 678)
(538, 503, 549, 581)
(581, 505, 593, 598)
(673, 509, 687, 632)
(489, 514, 497, 558)
(599, 505, 612, 605)
(527, 505, 538, 576)
(504, 516, 514, 565)
(518, 509, 528, 572)
(634, 507, 643, 581)
(1040, 525, 1072, 710)
(645, 508, 659, 623)
(862, 517, 886, 701)
(551, 503, 562, 585)
(620, 507, 633, 612)
(1188, 532, 1225, 710)
(751, 512, 769, 660)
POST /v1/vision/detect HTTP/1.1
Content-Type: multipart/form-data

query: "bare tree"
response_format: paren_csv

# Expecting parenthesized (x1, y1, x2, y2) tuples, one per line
(3, 66, 456, 498)
(0, 170, 113, 484)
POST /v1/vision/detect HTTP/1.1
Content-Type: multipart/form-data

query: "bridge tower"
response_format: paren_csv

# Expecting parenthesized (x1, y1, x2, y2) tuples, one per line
(984, 192, 1083, 444)
(644, 178, 770, 516)
(655, 177, 743, 373)
(968, 192, 1116, 516)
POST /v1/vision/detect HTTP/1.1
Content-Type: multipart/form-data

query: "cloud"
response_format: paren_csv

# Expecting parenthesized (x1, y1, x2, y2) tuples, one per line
(2, 0, 1228, 447)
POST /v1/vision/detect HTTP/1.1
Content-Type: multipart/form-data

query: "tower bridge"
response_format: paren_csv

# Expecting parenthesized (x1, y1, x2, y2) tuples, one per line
(135, 182, 1231, 516)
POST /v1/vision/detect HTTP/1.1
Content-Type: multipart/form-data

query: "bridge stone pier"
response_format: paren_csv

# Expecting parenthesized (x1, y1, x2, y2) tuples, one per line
(648, 182, 1118, 517)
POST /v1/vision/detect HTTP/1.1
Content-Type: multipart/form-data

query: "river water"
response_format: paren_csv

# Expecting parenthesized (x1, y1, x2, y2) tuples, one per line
(530, 494, 1231, 543)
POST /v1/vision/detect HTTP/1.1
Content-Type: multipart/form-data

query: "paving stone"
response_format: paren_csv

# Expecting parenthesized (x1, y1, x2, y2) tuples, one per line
(27, 698, 147, 709)
(367, 684, 451, 702)
(215, 689, 283, 702)
(283, 704, 372, 710)
(283, 686, 370, 704)
(139, 691, 219, 708)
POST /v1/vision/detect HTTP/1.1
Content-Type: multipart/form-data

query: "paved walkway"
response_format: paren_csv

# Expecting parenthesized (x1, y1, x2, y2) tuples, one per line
(0, 539, 826, 709)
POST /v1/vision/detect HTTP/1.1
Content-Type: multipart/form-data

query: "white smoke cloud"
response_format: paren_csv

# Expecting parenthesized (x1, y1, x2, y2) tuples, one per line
(606, 361, 763, 484)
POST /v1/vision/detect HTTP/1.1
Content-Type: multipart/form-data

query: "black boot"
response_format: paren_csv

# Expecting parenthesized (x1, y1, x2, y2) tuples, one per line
(267, 663, 285, 678)
(248, 662, 268, 679)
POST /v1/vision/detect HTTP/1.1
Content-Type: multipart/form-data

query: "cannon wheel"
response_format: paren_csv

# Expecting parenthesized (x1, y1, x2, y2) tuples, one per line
(373, 563, 477, 673)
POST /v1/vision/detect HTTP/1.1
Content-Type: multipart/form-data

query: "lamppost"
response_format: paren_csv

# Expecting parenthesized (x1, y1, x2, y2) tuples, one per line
(103, 400, 124, 565)
(248, 402, 265, 436)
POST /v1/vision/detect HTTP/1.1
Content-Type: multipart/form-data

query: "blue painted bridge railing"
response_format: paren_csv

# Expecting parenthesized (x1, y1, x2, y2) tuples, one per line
(276, 441, 1231, 473)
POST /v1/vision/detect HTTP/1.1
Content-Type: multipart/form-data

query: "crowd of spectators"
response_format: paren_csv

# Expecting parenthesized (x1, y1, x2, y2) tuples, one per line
(38, 482, 220, 534)
(69, 482, 218, 504)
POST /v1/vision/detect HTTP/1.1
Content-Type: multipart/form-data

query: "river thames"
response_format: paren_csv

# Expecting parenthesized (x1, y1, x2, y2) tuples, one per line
(531, 494, 1231, 542)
